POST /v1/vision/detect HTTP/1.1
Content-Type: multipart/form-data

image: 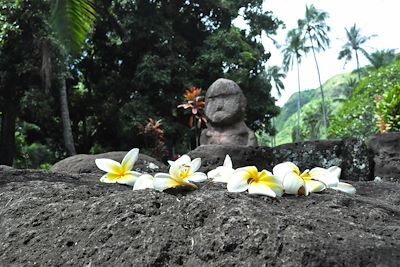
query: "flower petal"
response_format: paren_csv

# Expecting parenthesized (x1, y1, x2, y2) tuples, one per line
(133, 174, 154, 190)
(187, 172, 207, 183)
(273, 162, 300, 183)
(248, 182, 277, 197)
(173, 154, 191, 166)
(223, 154, 233, 169)
(208, 166, 234, 183)
(304, 180, 326, 195)
(169, 163, 182, 178)
(115, 173, 139, 186)
(207, 168, 219, 179)
(227, 168, 251, 192)
(121, 148, 139, 172)
(100, 173, 120, 183)
(331, 182, 356, 194)
(258, 172, 284, 197)
(190, 158, 202, 172)
(153, 173, 197, 192)
(309, 166, 341, 187)
(282, 172, 304, 195)
(95, 159, 122, 174)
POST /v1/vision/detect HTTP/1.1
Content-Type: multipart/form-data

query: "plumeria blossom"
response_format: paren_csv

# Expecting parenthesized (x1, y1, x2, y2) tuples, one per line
(306, 166, 356, 194)
(227, 166, 283, 197)
(95, 148, 142, 186)
(154, 155, 207, 191)
(207, 154, 235, 183)
(272, 162, 356, 196)
(133, 174, 155, 190)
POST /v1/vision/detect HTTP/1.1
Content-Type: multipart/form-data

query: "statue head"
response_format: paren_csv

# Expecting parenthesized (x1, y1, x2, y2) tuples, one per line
(204, 78, 247, 126)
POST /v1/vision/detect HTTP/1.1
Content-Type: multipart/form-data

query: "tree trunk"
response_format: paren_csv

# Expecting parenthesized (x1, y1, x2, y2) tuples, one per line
(355, 50, 361, 80)
(59, 76, 76, 155)
(309, 35, 328, 139)
(0, 99, 17, 166)
(295, 57, 302, 142)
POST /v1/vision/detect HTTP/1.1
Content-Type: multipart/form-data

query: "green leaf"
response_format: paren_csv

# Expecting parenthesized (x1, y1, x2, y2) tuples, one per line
(51, 0, 96, 55)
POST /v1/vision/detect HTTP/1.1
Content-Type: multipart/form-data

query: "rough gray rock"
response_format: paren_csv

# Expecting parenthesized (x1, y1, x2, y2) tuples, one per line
(367, 132, 400, 181)
(200, 78, 257, 146)
(50, 152, 167, 175)
(189, 138, 373, 181)
(0, 167, 399, 266)
(272, 138, 373, 181)
(188, 145, 272, 173)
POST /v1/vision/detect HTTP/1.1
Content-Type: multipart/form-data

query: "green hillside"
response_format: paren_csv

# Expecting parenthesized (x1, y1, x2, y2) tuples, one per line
(275, 72, 357, 145)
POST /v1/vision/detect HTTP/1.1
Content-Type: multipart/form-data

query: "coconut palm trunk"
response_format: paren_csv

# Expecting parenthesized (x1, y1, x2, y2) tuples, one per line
(355, 50, 361, 80)
(308, 35, 328, 138)
(296, 58, 302, 141)
(59, 76, 76, 155)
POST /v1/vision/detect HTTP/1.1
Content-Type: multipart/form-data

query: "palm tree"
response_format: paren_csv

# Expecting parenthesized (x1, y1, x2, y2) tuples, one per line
(40, 0, 96, 155)
(266, 65, 286, 97)
(365, 49, 396, 70)
(282, 29, 308, 142)
(338, 23, 375, 80)
(343, 77, 358, 99)
(266, 65, 286, 146)
(298, 4, 330, 138)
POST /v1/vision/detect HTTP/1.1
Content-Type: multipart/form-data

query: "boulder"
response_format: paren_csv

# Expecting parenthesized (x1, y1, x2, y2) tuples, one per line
(189, 138, 373, 181)
(367, 132, 400, 181)
(272, 138, 373, 181)
(0, 167, 399, 266)
(188, 145, 273, 173)
(50, 152, 167, 175)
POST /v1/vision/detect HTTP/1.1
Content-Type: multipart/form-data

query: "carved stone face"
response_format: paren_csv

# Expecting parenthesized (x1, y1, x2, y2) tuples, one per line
(205, 92, 243, 125)
(204, 78, 246, 126)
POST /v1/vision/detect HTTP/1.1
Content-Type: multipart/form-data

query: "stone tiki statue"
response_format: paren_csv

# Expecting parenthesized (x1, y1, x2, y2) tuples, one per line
(200, 78, 258, 146)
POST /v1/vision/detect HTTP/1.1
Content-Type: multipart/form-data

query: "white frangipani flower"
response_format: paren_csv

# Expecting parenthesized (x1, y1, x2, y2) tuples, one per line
(227, 166, 283, 197)
(272, 162, 356, 196)
(207, 154, 235, 183)
(95, 148, 141, 186)
(154, 155, 207, 191)
(133, 174, 155, 190)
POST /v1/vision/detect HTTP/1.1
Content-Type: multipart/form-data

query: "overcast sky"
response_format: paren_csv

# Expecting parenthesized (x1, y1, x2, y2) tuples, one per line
(260, 0, 400, 106)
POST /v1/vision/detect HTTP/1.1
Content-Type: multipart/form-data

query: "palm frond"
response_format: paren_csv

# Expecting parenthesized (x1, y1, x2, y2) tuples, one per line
(51, 0, 96, 54)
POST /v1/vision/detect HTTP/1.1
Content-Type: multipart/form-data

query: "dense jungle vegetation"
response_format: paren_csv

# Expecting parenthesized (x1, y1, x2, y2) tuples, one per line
(1, 1, 399, 168)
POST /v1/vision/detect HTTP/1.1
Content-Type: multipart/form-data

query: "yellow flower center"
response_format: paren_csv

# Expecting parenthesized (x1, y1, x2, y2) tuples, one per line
(179, 165, 191, 179)
(300, 170, 312, 181)
(247, 171, 263, 184)
(112, 169, 128, 181)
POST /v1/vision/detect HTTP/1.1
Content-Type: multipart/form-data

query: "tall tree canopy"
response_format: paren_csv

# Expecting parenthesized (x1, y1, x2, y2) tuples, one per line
(1, 0, 282, 166)
(298, 4, 330, 138)
(282, 28, 308, 142)
(75, 0, 282, 153)
(338, 23, 375, 80)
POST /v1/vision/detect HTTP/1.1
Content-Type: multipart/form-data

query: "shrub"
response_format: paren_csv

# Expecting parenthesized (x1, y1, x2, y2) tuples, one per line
(329, 60, 400, 139)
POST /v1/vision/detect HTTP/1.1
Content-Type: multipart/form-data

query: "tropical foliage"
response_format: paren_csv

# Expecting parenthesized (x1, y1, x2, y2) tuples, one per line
(329, 60, 400, 139)
(375, 84, 400, 132)
(0, 0, 282, 167)
(298, 4, 330, 138)
(274, 73, 358, 145)
(282, 28, 308, 142)
(338, 23, 375, 79)
(51, 0, 96, 54)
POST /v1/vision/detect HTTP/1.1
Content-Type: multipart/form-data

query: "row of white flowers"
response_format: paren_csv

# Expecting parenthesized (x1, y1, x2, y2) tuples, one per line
(95, 148, 355, 197)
